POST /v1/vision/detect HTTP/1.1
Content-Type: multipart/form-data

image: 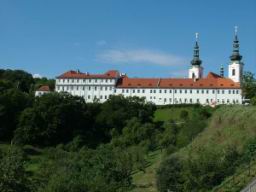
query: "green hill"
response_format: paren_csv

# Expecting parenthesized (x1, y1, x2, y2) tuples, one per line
(159, 106, 256, 191)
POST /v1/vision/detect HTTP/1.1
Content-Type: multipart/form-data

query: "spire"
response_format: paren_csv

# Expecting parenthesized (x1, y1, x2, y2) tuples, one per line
(230, 26, 242, 61)
(191, 32, 202, 66)
(220, 64, 224, 77)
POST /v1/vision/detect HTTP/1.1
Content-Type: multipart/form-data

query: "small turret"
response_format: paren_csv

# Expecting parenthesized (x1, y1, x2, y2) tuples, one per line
(220, 64, 224, 77)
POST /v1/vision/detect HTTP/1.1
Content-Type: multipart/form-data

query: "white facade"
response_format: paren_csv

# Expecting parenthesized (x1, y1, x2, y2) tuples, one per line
(35, 90, 50, 97)
(189, 65, 204, 79)
(55, 74, 243, 106)
(114, 87, 242, 105)
(55, 77, 117, 103)
(228, 61, 244, 83)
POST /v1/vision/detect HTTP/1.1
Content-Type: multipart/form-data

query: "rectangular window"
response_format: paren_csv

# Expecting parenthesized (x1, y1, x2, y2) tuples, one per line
(190, 90, 192, 94)
(159, 90, 162, 93)
(170, 90, 172, 93)
(164, 90, 167, 93)
(197, 90, 199, 94)
(133, 90, 135, 93)
(126, 89, 129, 93)
(142, 89, 145, 93)
(137, 89, 140, 93)
(153, 90, 156, 93)
(180, 90, 182, 94)
(212, 90, 215, 94)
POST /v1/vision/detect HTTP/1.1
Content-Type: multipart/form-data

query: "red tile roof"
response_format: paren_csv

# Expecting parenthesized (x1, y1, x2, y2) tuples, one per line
(116, 72, 240, 89)
(57, 70, 120, 79)
(37, 85, 50, 91)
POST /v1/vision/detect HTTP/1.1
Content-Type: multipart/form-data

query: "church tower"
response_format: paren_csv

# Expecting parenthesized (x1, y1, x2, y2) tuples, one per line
(189, 33, 203, 79)
(228, 26, 244, 83)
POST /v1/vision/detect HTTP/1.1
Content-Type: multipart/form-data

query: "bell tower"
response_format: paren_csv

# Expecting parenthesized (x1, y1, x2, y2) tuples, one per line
(228, 26, 244, 83)
(189, 33, 203, 79)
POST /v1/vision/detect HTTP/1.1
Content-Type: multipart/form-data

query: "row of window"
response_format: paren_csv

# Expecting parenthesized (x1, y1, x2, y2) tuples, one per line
(56, 85, 240, 95)
(56, 86, 113, 91)
(148, 97, 239, 104)
(57, 78, 115, 84)
(120, 89, 240, 95)
(84, 94, 240, 104)
(86, 95, 110, 100)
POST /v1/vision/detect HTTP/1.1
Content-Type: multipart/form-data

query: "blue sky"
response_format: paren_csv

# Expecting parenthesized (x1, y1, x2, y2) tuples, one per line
(0, 0, 255, 78)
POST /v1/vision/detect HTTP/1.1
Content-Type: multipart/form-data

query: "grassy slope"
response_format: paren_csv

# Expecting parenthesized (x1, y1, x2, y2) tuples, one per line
(154, 107, 193, 122)
(3, 106, 254, 191)
(131, 106, 196, 192)
(131, 150, 163, 192)
(133, 106, 256, 192)
(177, 106, 256, 191)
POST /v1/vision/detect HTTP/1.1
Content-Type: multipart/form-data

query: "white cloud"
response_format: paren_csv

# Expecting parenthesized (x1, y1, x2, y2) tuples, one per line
(98, 49, 186, 66)
(33, 73, 42, 78)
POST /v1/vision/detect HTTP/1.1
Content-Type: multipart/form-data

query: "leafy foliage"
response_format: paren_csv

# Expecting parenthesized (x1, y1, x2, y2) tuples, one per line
(0, 146, 31, 192)
(242, 71, 256, 100)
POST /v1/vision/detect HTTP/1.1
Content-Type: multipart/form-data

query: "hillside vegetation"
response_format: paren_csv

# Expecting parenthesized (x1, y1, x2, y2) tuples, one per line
(157, 106, 256, 192)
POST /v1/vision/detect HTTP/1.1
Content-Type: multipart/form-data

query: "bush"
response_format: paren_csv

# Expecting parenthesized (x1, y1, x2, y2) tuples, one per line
(156, 155, 184, 192)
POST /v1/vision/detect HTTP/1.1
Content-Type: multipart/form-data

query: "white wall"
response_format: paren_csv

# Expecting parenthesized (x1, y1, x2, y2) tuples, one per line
(188, 66, 204, 79)
(56, 77, 243, 106)
(228, 61, 243, 83)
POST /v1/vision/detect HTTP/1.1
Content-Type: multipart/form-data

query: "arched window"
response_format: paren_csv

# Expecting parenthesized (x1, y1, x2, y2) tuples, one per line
(232, 69, 236, 76)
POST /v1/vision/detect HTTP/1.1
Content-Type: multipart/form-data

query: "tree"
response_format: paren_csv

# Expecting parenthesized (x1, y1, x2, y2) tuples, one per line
(156, 155, 184, 192)
(14, 93, 91, 146)
(37, 146, 133, 192)
(242, 71, 256, 100)
(0, 146, 31, 192)
(0, 88, 32, 141)
(95, 95, 156, 137)
(0, 69, 34, 93)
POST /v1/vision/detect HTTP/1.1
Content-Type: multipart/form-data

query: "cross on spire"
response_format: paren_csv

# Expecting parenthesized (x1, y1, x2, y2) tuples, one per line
(230, 26, 242, 61)
(235, 26, 238, 36)
(195, 32, 199, 41)
(191, 32, 202, 66)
